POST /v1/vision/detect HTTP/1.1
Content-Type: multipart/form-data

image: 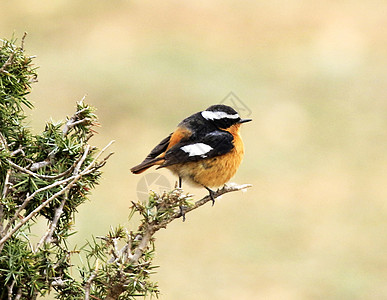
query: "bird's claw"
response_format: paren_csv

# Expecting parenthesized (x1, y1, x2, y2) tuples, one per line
(204, 186, 216, 206)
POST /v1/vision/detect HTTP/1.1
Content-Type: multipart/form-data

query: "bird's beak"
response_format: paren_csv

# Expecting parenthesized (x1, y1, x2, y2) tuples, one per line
(238, 118, 252, 124)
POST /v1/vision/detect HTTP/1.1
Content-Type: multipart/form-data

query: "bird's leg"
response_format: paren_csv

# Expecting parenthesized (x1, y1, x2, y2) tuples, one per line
(179, 205, 186, 222)
(176, 176, 186, 221)
(204, 186, 216, 206)
(175, 176, 183, 188)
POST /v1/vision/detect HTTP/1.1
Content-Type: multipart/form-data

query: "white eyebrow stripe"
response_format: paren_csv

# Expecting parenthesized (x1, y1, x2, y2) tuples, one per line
(181, 143, 213, 157)
(201, 111, 240, 120)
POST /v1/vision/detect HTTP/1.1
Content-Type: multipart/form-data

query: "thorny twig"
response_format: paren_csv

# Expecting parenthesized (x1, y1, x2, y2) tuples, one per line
(0, 173, 81, 250)
(14, 288, 22, 300)
(40, 147, 92, 246)
(7, 280, 15, 300)
(28, 148, 88, 179)
(0, 32, 27, 74)
(84, 260, 99, 300)
(3, 173, 82, 236)
(0, 141, 114, 251)
(62, 98, 89, 136)
(0, 132, 8, 151)
(30, 98, 91, 172)
(0, 50, 16, 75)
(35, 143, 91, 249)
(2, 144, 93, 236)
(7, 159, 44, 179)
(35, 192, 68, 250)
(73, 145, 91, 175)
(30, 157, 53, 172)
(0, 132, 10, 197)
(20, 32, 27, 51)
(0, 132, 9, 236)
(10, 147, 25, 157)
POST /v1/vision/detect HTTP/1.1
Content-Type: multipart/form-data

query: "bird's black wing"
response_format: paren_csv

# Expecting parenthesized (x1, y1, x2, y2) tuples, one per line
(130, 133, 173, 174)
(144, 132, 173, 160)
(159, 130, 234, 168)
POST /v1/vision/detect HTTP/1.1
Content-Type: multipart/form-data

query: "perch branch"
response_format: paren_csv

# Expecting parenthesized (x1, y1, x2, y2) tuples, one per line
(131, 184, 252, 265)
(104, 183, 251, 299)
(155, 183, 252, 232)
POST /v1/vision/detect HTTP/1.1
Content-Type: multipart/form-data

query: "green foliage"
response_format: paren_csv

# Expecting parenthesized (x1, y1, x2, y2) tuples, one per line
(79, 227, 159, 300)
(0, 36, 162, 299)
(133, 189, 194, 224)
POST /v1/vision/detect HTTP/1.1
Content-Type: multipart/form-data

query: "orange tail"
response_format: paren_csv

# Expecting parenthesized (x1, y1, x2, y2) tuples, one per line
(130, 157, 164, 174)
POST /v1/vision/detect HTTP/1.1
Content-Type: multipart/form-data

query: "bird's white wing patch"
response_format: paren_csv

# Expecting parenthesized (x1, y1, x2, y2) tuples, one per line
(201, 110, 239, 120)
(181, 143, 213, 157)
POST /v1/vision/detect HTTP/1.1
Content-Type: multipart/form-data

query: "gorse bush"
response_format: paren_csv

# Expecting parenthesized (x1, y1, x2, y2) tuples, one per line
(0, 34, 157, 300)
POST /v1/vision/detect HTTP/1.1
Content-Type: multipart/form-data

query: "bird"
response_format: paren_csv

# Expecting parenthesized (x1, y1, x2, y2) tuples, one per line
(130, 104, 251, 203)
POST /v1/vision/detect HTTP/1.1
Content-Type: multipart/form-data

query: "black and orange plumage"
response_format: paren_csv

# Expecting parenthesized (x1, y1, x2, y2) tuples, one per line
(131, 104, 251, 201)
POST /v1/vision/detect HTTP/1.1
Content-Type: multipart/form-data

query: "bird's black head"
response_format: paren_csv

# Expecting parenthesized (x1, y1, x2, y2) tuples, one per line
(201, 104, 252, 129)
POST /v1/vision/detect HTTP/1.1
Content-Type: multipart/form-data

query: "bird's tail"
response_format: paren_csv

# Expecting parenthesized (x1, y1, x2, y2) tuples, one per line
(130, 157, 164, 174)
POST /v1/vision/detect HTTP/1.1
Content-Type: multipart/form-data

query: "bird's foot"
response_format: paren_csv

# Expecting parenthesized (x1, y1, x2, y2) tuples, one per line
(204, 186, 216, 206)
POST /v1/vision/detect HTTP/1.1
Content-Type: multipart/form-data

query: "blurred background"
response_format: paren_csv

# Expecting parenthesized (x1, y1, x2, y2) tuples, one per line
(1, 1, 387, 299)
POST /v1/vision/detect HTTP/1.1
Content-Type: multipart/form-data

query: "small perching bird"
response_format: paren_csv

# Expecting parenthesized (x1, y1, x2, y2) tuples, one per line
(130, 104, 251, 202)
